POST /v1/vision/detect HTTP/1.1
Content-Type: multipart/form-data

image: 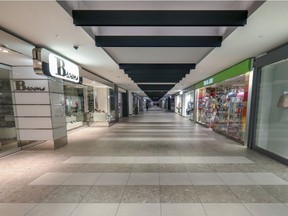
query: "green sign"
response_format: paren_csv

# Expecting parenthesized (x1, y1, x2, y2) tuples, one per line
(196, 59, 252, 89)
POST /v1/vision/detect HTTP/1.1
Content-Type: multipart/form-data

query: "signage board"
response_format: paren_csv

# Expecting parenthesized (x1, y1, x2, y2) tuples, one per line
(32, 48, 80, 83)
(203, 78, 214, 86)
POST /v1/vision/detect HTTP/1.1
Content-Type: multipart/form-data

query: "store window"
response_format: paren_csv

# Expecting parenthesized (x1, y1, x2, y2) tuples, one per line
(255, 59, 288, 159)
(183, 91, 194, 118)
(175, 95, 182, 114)
(64, 84, 85, 130)
(196, 72, 250, 143)
(0, 67, 18, 153)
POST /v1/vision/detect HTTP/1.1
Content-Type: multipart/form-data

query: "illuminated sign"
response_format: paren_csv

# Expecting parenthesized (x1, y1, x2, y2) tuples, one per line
(48, 54, 79, 83)
(32, 48, 80, 83)
(203, 78, 214, 86)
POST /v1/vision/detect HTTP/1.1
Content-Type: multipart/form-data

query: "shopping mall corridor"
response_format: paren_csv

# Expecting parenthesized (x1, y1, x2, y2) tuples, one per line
(0, 109, 288, 216)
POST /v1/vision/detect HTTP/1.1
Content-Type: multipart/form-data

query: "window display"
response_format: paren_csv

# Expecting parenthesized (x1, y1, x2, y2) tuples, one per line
(196, 73, 250, 143)
(183, 91, 194, 118)
(64, 85, 85, 130)
(255, 58, 288, 159)
(0, 68, 18, 152)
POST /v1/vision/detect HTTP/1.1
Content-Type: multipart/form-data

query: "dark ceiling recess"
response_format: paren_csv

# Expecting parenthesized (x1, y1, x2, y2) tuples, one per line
(72, 10, 248, 26)
(120, 64, 195, 101)
(95, 36, 222, 47)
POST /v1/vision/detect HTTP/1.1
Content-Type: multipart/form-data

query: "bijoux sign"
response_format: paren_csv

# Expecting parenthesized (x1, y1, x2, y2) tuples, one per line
(33, 48, 80, 83)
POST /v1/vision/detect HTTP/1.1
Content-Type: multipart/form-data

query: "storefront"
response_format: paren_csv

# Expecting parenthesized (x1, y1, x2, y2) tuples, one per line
(249, 43, 288, 163)
(182, 90, 195, 120)
(195, 59, 253, 144)
(175, 94, 182, 115)
(0, 65, 18, 154)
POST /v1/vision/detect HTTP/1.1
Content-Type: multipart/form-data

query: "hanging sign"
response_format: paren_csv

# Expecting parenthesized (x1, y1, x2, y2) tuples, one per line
(32, 48, 80, 83)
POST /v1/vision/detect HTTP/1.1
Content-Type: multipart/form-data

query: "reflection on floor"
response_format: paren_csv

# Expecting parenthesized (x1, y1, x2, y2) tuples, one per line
(0, 110, 288, 216)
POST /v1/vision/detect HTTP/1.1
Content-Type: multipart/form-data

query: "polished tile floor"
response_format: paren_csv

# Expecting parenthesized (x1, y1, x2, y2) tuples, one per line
(1, 109, 288, 216)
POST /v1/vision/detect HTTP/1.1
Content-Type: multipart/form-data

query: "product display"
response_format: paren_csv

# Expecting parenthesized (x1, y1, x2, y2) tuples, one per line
(196, 73, 249, 142)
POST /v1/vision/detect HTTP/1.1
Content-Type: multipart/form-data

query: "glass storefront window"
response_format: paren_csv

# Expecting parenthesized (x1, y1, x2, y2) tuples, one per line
(0, 67, 18, 153)
(196, 72, 250, 142)
(255, 59, 288, 159)
(64, 84, 85, 130)
(183, 91, 194, 117)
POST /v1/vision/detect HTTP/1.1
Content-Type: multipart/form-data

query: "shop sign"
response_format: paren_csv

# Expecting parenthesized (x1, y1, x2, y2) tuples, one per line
(14, 80, 47, 92)
(32, 48, 80, 83)
(48, 54, 79, 83)
(203, 78, 214, 86)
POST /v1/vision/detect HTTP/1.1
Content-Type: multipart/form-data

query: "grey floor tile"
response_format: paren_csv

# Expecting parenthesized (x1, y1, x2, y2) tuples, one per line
(209, 164, 242, 172)
(105, 164, 133, 173)
(82, 185, 125, 203)
(203, 203, 252, 216)
(244, 203, 288, 216)
(217, 173, 256, 185)
(63, 156, 94, 164)
(159, 157, 182, 164)
(246, 173, 288, 185)
(95, 173, 130, 185)
(160, 185, 200, 203)
(229, 185, 279, 203)
(132, 164, 159, 173)
(63, 173, 101, 185)
(116, 203, 161, 216)
(160, 173, 192, 185)
(128, 173, 159, 185)
(121, 186, 160, 203)
(261, 185, 288, 203)
(77, 164, 107, 173)
(159, 164, 186, 173)
(111, 157, 136, 164)
(194, 185, 240, 203)
(71, 203, 119, 216)
(4, 185, 57, 203)
(25, 203, 77, 216)
(87, 157, 114, 164)
(29, 173, 73, 185)
(184, 164, 213, 172)
(48, 164, 84, 173)
(181, 156, 206, 164)
(161, 203, 206, 216)
(189, 173, 225, 185)
(43, 185, 90, 203)
(0, 203, 36, 216)
(134, 157, 158, 164)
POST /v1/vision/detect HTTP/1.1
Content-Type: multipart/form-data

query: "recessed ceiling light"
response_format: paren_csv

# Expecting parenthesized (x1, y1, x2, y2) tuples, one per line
(2, 50, 8, 53)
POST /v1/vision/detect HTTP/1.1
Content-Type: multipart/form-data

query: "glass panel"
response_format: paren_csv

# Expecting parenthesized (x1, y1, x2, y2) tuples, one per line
(0, 68, 18, 153)
(64, 85, 85, 130)
(255, 59, 288, 159)
(109, 88, 115, 121)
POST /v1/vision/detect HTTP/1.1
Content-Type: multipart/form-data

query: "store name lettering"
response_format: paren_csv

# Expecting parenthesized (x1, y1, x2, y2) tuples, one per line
(55, 58, 79, 81)
(15, 81, 45, 91)
(204, 78, 214, 86)
(49, 54, 80, 83)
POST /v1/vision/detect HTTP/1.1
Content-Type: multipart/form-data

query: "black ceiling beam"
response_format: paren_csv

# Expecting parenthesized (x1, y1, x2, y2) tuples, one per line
(125, 71, 189, 77)
(73, 10, 248, 26)
(131, 77, 184, 82)
(124, 70, 189, 74)
(129, 74, 186, 79)
(120, 64, 195, 70)
(138, 85, 175, 91)
(95, 36, 222, 47)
